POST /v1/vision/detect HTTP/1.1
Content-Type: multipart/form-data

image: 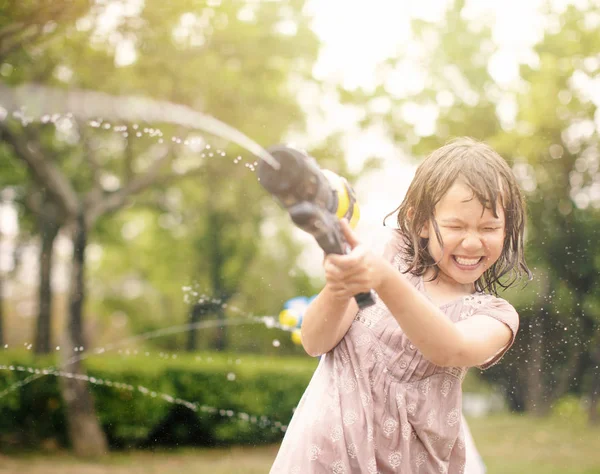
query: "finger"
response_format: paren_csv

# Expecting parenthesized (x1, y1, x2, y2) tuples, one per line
(326, 255, 357, 275)
(324, 259, 347, 281)
(326, 252, 350, 268)
(328, 245, 366, 272)
(339, 218, 361, 250)
(324, 254, 343, 271)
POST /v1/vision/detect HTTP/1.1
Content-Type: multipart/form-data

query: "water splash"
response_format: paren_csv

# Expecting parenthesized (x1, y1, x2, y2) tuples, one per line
(0, 364, 287, 433)
(0, 315, 293, 399)
(0, 83, 280, 169)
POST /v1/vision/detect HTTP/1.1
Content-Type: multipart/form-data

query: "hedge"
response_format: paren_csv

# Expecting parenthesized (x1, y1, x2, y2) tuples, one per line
(0, 350, 318, 450)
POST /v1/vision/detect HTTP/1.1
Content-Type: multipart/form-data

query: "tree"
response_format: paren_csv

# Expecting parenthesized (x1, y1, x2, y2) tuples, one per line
(1, 0, 322, 453)
(0, 0, 95, 355)
(498, 4, 600, 421)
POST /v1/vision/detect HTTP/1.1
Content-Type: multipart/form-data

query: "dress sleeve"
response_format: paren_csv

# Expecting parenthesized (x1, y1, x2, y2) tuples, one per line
(476, 297, 520, 370)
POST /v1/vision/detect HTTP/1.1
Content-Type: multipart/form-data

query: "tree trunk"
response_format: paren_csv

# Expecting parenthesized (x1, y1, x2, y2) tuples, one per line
(551, 304, 592, 403)
(34, 201, 61, 354)
(524, 274, 552, 416)
(208, 209, 228, 352)
(186, 303, 201, 352)
(213, 304, 227, 352)
(552, 349, 582, 402)
(59, 211, 108, 456)
(187, 300, 227, 352)
(0, 260, 4, 347)
(0, 202, 5, 346)
(589, 344, 600, 425)
(525, 315, 548, 415)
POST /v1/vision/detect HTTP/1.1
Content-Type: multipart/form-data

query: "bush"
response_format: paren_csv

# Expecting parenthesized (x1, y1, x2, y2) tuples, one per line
(0, 350, 318, 450)
(550, 394, 588, 425)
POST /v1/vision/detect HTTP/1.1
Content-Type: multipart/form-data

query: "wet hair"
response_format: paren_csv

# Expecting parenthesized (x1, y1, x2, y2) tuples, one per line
(384, 137, 532, 295)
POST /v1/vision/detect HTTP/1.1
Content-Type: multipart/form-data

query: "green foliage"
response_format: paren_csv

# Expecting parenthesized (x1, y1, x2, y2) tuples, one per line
(0, 350, 318, 449)
(550, 394, 589, 425)
(1, 0, 326, 356)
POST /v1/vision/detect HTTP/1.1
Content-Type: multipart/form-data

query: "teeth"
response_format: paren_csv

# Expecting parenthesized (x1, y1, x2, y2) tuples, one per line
(455, 256, 480, 266)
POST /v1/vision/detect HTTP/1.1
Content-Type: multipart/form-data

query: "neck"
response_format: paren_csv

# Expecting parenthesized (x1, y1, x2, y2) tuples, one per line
(423, 269, 475, 298)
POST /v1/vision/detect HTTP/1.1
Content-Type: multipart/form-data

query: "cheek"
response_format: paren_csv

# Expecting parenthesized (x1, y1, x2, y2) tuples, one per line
(427, 234, 447, 258)
(485, 234, 506, 257)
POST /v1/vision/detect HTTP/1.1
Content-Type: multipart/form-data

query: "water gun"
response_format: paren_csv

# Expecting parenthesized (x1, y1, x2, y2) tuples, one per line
(258, 145, 375, 309)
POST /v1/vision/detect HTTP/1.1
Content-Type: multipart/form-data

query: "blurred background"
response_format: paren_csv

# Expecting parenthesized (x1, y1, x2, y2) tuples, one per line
(0, 0, 599, 473)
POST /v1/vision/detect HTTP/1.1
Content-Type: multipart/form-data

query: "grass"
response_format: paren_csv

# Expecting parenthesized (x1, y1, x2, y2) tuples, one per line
(1, 412, 599, 474)
(469, 413, 600, 474)
(0, 446, 280, 474)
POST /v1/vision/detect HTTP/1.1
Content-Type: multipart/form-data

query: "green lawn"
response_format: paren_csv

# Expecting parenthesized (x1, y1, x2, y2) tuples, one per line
(1, 413, 599, 474)
(469, 413, 600, 474)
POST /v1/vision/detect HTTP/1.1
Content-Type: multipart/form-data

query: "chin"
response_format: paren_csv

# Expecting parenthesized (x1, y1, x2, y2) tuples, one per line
(442, 268, 482, 286)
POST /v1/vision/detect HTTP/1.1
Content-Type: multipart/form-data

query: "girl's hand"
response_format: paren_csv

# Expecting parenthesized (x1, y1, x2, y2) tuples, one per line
(323, 219, 385, 299)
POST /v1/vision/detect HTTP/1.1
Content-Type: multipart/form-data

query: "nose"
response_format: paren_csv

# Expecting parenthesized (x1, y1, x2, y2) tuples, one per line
(462, 232, 484, 252)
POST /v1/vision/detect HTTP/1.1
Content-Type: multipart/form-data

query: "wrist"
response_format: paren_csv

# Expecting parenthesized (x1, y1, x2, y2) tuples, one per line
(324, 283, 353, 305)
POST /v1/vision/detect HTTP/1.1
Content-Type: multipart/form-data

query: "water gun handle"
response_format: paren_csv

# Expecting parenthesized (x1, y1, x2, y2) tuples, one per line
(289, 203, 375, 309)
(353, 290, 376, 309)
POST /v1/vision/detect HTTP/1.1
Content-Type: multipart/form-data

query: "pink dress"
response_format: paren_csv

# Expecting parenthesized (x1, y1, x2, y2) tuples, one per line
(270, 250, 519, 474)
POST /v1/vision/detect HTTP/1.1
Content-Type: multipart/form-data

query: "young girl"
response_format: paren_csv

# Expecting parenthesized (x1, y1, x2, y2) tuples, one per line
(270, 137, 531, 474)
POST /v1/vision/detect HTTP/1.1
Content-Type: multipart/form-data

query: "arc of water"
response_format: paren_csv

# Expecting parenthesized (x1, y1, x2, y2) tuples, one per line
(0, 83, 280, 169)
(0, 315, 291, 399)
(0, 364, 287, 433)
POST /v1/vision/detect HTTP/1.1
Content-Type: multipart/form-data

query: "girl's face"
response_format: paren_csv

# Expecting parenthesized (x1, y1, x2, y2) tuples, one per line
(420, 180, 506, 288)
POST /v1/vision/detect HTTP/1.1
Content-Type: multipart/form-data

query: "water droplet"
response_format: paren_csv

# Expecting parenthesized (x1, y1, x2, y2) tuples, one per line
(227, 372, 236, 381)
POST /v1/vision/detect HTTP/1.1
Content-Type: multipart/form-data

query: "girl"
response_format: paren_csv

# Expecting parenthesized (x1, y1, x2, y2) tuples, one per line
(270, 137, 531, 474)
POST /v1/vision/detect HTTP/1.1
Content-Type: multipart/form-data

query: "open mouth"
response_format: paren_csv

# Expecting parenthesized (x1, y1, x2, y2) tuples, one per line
(452, 255, 483, 268)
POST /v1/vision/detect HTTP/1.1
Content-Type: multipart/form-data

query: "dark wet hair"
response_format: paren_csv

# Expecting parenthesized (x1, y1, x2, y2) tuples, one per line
(384, 137, 532, 295)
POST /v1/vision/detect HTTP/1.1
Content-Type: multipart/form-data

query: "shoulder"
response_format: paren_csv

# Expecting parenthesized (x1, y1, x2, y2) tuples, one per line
(463, 294, 518, 327)
(381, 228, 409, 268)
(381, 229, 403, 259)
(462, 294, 519, 370)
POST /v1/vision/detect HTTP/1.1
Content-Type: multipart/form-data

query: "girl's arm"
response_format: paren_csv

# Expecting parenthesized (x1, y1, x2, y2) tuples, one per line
(330, 220, 513, 368)
(300, 286, 358, 357)
(375, 262, 513, 367)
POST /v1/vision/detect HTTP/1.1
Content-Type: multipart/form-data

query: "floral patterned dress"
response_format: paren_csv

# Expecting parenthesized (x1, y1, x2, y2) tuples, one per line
(270, 250, 519, 474)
